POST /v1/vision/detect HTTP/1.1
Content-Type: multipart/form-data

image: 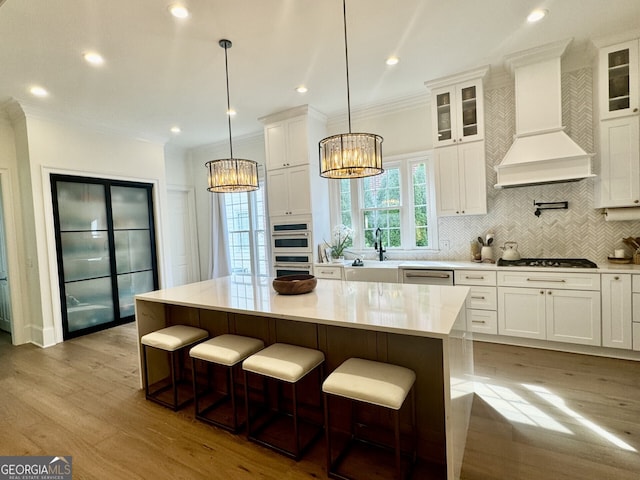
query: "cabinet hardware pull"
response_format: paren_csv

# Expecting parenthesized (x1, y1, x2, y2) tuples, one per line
(272, 232, 309, 237)
(614, 276, 620, 280)
(540, 291, 544, 294)
(405, 272, 451, 278)
(274, 263, 311, 268)
(472, 320, 486, 324)
(548, 291, 552, 295)
(471, 295, 486, 300)
(320, 270, 334, 275)
(465, 275, 485, 280)
(527, 278, 566, 283)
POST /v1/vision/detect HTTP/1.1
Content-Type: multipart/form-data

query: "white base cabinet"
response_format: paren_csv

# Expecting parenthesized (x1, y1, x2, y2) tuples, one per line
(498, 287, 546, 339)
(602, 274, 632, 349)
(497, 271, 601, 346)
(545, 289, 601, 346)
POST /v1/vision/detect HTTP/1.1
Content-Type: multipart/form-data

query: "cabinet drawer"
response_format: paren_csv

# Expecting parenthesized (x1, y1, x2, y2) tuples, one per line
(314, 266, 343, 280)
(497, 271, 600, 290)
(466, 286, 497, 310)
(632, 275, 640, 293)
(468, 309, 497, 335)
(455, 270, 496, 286)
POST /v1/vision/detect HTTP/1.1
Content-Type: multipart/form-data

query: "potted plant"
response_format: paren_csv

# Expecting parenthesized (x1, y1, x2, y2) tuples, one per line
(328, 224, 353, 262)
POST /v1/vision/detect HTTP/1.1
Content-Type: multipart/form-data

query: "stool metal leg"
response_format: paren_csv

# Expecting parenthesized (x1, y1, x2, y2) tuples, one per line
(292, 381, 300, 458)
(394, 409, 401, 479)
(192, 357, 199, 416)
(229, 364, 238, 431)
(244, 370, 251, 438)
(142, 345, 150, 398)
(324, 394, 331, 473)
(170, 351, 178, 410)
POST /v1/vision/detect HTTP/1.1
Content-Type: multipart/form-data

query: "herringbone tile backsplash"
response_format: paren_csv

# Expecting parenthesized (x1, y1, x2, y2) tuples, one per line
(407, 67, 640, 264)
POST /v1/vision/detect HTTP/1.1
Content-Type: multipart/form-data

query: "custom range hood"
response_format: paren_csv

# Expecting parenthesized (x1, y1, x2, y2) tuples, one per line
(494, 39, 595, 189)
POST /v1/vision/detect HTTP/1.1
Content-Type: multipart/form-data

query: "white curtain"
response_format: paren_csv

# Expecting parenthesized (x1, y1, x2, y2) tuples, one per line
(208, 193, 231, 278)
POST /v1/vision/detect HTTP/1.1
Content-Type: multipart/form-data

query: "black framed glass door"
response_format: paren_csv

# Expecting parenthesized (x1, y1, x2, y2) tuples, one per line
(51, 175, 159, 339)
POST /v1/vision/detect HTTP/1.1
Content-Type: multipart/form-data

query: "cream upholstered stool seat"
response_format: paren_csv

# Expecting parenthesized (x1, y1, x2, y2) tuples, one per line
(189, 334, 264, 432)
(242, 343, 325, 460)
(322, 358, 417, 480)
(141, 325, 208, 411)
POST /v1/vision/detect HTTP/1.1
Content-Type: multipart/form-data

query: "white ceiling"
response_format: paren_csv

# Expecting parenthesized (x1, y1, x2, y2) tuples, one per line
(1, 0, 639, 150)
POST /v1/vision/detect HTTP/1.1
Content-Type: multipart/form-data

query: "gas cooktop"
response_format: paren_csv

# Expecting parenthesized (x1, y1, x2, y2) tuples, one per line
(497, 258, 598, 268)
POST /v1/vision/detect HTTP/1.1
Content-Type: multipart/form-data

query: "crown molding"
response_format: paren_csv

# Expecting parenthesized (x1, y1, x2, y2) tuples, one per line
(4, 98, 168, 145)
(326, 91, 429, 129)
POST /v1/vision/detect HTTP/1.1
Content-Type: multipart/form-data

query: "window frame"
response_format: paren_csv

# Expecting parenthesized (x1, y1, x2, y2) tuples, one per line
(222, 176, 270, 277)
(329, 151, 438, 254)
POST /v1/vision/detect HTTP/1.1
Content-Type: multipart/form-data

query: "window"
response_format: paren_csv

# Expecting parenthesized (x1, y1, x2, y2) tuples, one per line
(223, 181, 269, 276)
(332, 152, 437, 252)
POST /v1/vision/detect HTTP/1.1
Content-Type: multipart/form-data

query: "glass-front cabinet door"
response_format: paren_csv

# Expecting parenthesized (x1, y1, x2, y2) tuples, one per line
(431, 79, 484, 147)
(51, 175, 158, 339)
(599, 40, 639, 120)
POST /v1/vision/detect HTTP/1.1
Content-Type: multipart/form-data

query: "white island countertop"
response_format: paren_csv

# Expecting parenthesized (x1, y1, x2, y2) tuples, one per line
(135, 275, 470, 339)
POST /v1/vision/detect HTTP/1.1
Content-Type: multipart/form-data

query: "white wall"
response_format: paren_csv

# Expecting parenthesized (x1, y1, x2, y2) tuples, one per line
(17, 109, 168, 346)
(0, 112, 29, 345)
(327, 97, 432, 156)
(189, 133, 266, 280)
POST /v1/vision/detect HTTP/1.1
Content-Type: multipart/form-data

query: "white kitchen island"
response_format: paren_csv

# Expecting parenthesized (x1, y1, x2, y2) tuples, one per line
(135, 275, 473, 479)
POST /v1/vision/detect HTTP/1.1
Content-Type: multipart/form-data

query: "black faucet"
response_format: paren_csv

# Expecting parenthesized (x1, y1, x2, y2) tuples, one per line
(374, 227, 386, 261)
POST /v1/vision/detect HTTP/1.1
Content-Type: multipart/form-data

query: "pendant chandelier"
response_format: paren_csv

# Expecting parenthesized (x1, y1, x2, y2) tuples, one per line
(319, 0, 383, 179)
(206, 39, 259, 193)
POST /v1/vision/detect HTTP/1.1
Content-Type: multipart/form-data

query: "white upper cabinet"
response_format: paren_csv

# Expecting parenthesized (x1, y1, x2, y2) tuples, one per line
(264, 116, 309, 170)
(434, 141, 487, 216)
(598, 40, 639, 120)
(426, 67, 488, 147)
(595, 38, 640, 208)
(426, 66, 489, 217)
(597, 115, 640, 207)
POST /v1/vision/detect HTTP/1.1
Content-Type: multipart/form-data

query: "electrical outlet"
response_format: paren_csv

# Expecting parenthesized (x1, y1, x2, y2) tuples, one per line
(441, 240, 450, 250)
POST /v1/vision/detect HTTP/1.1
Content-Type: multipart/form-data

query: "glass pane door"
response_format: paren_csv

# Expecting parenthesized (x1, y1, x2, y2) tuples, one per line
(52, 176, 158, 339)
(435, 92, 452, 142)
(460, 85, 478, 138)
(608, 48, 631, 112)
(111, 185, 156, 318)
(54, 181, 115, 335)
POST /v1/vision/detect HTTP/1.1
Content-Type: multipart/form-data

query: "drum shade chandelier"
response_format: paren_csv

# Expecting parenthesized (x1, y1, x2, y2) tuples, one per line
(206, 39, 259, 193)
(319, 0, 383, 179)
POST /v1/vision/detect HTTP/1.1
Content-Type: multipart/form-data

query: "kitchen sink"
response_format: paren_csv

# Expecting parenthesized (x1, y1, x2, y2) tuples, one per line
(343, 261, 401, 283)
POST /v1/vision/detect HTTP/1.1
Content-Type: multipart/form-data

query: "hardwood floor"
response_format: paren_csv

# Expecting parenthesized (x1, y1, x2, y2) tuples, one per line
(0, 324, 638, 479)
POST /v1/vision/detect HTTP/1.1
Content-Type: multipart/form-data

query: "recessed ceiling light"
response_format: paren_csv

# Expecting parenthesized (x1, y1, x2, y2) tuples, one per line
(527, 9, 547, 23)
(169, 4, 189, 19)
(385, 56, 399, 66)
(227, 109, 236, 117)
(296, 85, 308, 94)
(83, 52, 104, 66)
(170, 126, 181, 134)
(29, 86, 48, 97)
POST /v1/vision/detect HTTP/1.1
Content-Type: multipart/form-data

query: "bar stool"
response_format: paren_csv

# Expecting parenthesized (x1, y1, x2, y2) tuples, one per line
(242, 343, 325, 460)
(322, 358, 417, 480)
(141, 325, 208, 411)
(189, 334, 264, 432)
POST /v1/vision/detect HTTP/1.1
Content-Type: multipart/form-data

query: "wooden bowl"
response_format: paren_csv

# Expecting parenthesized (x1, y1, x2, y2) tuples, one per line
(272, 274, 317, 295)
